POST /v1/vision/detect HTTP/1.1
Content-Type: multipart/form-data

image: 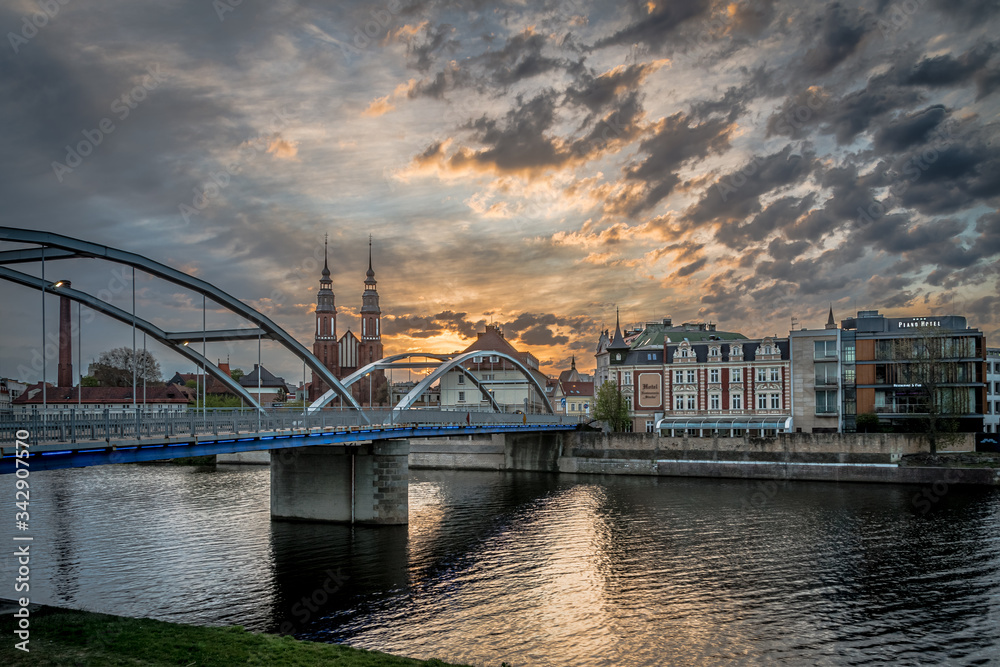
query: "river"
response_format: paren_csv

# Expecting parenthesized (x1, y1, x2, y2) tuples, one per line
(6, 463, 1000, 665)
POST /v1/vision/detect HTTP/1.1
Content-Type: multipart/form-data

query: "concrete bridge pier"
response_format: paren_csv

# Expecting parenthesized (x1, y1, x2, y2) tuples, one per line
(270, 440, 409, 524)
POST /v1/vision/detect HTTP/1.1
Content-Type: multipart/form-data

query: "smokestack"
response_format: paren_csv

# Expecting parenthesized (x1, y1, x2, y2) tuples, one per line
(57, 280, 73, 387)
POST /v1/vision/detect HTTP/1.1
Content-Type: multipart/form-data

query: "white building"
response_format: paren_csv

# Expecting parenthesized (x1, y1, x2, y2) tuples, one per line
(987, 348, 1000, 434)
(439, 324, 550, 412)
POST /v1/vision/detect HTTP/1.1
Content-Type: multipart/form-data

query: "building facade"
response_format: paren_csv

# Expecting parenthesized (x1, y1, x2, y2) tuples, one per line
(308, 239, 387, 405)
(788, 309, 841, 433)
(12, 384, 189, 414)
(984, 348, 999, 433)
(838, 310, 986, 433)
(439, 324, 550, 412)
(598, 315, 791, 435)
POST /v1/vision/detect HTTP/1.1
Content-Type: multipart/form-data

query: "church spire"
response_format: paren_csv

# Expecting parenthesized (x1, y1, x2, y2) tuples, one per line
(825, 305, 836, 329)
(322, 233, 331, 279)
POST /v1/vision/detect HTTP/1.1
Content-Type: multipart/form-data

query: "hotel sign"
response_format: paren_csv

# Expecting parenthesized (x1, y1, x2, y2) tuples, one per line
(638, 373, 661, 408)
(897, 319, 941, 328)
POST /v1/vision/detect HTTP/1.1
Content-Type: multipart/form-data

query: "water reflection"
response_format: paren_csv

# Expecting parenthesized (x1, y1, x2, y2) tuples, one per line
(4, 464, 999, 665)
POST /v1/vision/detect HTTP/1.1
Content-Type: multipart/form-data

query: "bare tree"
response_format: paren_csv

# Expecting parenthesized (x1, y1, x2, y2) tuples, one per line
(888, 327, 969, 453)
(92, 347, 162, 387)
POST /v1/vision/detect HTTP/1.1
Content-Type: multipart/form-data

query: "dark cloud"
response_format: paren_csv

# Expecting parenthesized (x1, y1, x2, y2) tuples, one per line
(686, 146, 815, 227)
(873, 105, 947, 152)
(801, 3, 869, 75)
(614, 112, 732, 216)
(593, 0, 712, 53)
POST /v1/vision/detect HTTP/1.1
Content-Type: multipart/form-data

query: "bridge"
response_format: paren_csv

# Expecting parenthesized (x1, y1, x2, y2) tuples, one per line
(2, 408, 581, 525)
(0, 227, 581, 525)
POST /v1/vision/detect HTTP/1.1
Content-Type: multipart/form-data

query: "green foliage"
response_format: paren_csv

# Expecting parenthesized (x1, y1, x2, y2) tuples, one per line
(593, 380, 631, 432)
(0, 605, 472, 666)
(230, 368, 245, 381)
(856, 413, 880, 433)
(192, 395, 245, 408)
(80, 375, 100, 387)
(185, 379, 198, 389)
(92, 347, 161, 386)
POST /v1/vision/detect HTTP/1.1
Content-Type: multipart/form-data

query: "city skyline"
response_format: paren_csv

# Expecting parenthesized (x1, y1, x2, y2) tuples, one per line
(2, 0, 999, 383)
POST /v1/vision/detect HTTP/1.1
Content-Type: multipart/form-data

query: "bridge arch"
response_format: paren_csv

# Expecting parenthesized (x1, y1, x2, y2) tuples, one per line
(0, 227, 362, 413)
(309, 352, 503, 412)
(394, 350, 553, 413)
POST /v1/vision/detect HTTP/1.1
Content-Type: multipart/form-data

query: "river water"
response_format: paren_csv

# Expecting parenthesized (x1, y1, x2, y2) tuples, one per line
(6, 463, 1000, 665)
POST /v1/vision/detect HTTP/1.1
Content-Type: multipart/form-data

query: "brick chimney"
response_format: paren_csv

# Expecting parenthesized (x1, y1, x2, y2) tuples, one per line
(57, 280, 73, 387)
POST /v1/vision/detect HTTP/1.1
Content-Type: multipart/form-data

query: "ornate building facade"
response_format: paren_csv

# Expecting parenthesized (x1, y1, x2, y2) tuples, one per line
(308, 239, 386, 405)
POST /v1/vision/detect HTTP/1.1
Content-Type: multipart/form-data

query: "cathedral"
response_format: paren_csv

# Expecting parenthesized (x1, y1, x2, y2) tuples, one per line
(309, 238, 386, 405)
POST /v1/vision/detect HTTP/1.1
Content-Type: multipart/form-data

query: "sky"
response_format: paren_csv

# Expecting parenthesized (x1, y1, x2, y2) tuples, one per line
(1, 0, 999, 385)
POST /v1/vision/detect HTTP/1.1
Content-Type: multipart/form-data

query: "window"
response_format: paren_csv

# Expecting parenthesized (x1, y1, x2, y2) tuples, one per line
(756, 367, 768, 382)
(762, 344, 773, 355)
(843, 343, 856, 363)
(457, 374, 465, 385)
(490, 355, 499, 363)
(770, 393, 781, 409)
(675, 395, 685, 410)
(995, 381, 1000, 394)
(458, 391, 466, 402)
(731, 368, 742, 383)
(757, 394, 768, 410)
(769, 367, 780, 382)
(814, 340, 838, 359)
(624, 371, 633, 385)
(709, 346, 720, 357)
(674, 370, 684, 384)
(710, 394, 721, 410)
(473, 356, 482, 363)
(625, 395, 633, 410)
(687, 395, 696, 410)
(686, 370, 696, 384)
(709, 368, 720, 383)
(816, 390, 837, 414)
(815, 363, 837, 386)
(731, 393, 742, 410)
(731, 345, 743, 357)
(646, 421, 655, 433)
(646, 352, 657, 361)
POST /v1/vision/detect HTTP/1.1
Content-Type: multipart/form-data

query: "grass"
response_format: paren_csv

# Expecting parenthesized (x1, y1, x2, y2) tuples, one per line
(0, 605, 473, 666)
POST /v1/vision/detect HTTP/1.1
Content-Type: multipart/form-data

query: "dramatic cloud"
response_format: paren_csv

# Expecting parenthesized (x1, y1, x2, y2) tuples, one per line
(2, 0, 999, 385)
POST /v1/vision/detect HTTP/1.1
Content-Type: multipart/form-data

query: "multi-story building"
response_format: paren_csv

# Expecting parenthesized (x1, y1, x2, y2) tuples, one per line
(837, 310, 986, 433)
(788, 309, 841, 433)
(985, 348, 1000, 433)
(12, 383, 189, 414)
(598, 315, 791, 435)
(309, 239, 386, 405)
(390, 381, 440, 407)
(0, 378, 27, 414)
(551, 356, 594, 417)
(439, 324, 550, 412)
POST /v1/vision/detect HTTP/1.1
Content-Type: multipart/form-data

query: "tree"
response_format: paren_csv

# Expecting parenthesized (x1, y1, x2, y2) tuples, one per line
(80, 376, 100, 387)
(593, 380, 631, 432)
(230, 368, 244, 381)
(888, 327, 966, 453)
(91, 347, 161, 387)
(856, 413, 880, 433)
(276, 386, 288, 403)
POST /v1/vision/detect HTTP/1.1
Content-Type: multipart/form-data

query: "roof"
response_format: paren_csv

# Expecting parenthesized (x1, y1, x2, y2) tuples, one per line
(461, 324, 539, 370)
(627, 326, 746, 348)
(561, 381, 594, 396)
(169, 372, 235, 395)
(14, 383, 189, 404)
(239, 364, 289, 388)
(617, 339, 790, 365)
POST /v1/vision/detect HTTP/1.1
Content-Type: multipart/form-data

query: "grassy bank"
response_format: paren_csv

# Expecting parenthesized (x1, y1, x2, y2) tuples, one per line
(0, 604, 472, 666)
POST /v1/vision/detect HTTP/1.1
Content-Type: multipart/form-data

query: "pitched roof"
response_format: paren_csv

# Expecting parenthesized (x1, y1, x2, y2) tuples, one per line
(13, 383, 189, 404)
(561, 381, 594, 396)
(239, 364, 288, 388)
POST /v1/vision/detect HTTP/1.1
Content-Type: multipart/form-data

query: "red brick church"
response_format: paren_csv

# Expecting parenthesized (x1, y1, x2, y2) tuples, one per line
(308, 238, 386, 405)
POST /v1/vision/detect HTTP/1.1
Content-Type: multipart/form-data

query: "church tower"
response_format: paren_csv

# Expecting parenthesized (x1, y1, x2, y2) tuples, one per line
(310, 236, 339, 401)
(358, 237, 385, 403)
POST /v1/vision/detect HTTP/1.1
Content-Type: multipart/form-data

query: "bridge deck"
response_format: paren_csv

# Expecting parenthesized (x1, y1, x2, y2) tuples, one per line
(1, 418, 579, 474)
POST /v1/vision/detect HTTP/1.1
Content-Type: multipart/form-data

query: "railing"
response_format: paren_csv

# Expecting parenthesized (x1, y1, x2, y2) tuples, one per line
(0, 408, 581, 446)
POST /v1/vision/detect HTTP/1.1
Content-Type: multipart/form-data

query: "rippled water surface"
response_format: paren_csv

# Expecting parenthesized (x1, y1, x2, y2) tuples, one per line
(5, 464, 1000, 665)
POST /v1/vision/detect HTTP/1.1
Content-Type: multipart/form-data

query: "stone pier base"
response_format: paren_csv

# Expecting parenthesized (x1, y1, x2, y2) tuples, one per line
(270, 439, 409, 524)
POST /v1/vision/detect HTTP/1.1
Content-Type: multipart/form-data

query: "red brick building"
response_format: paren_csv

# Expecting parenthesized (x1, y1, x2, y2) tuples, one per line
(309, 239, 386, 405)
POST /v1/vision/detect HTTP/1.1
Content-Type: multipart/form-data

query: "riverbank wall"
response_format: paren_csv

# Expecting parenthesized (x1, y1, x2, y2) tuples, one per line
(408, 431, 1000, 486)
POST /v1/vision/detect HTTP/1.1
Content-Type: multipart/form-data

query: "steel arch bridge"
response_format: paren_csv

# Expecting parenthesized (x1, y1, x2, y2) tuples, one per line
(0, 227, 362, 413)
(310, 350, 554, 414)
